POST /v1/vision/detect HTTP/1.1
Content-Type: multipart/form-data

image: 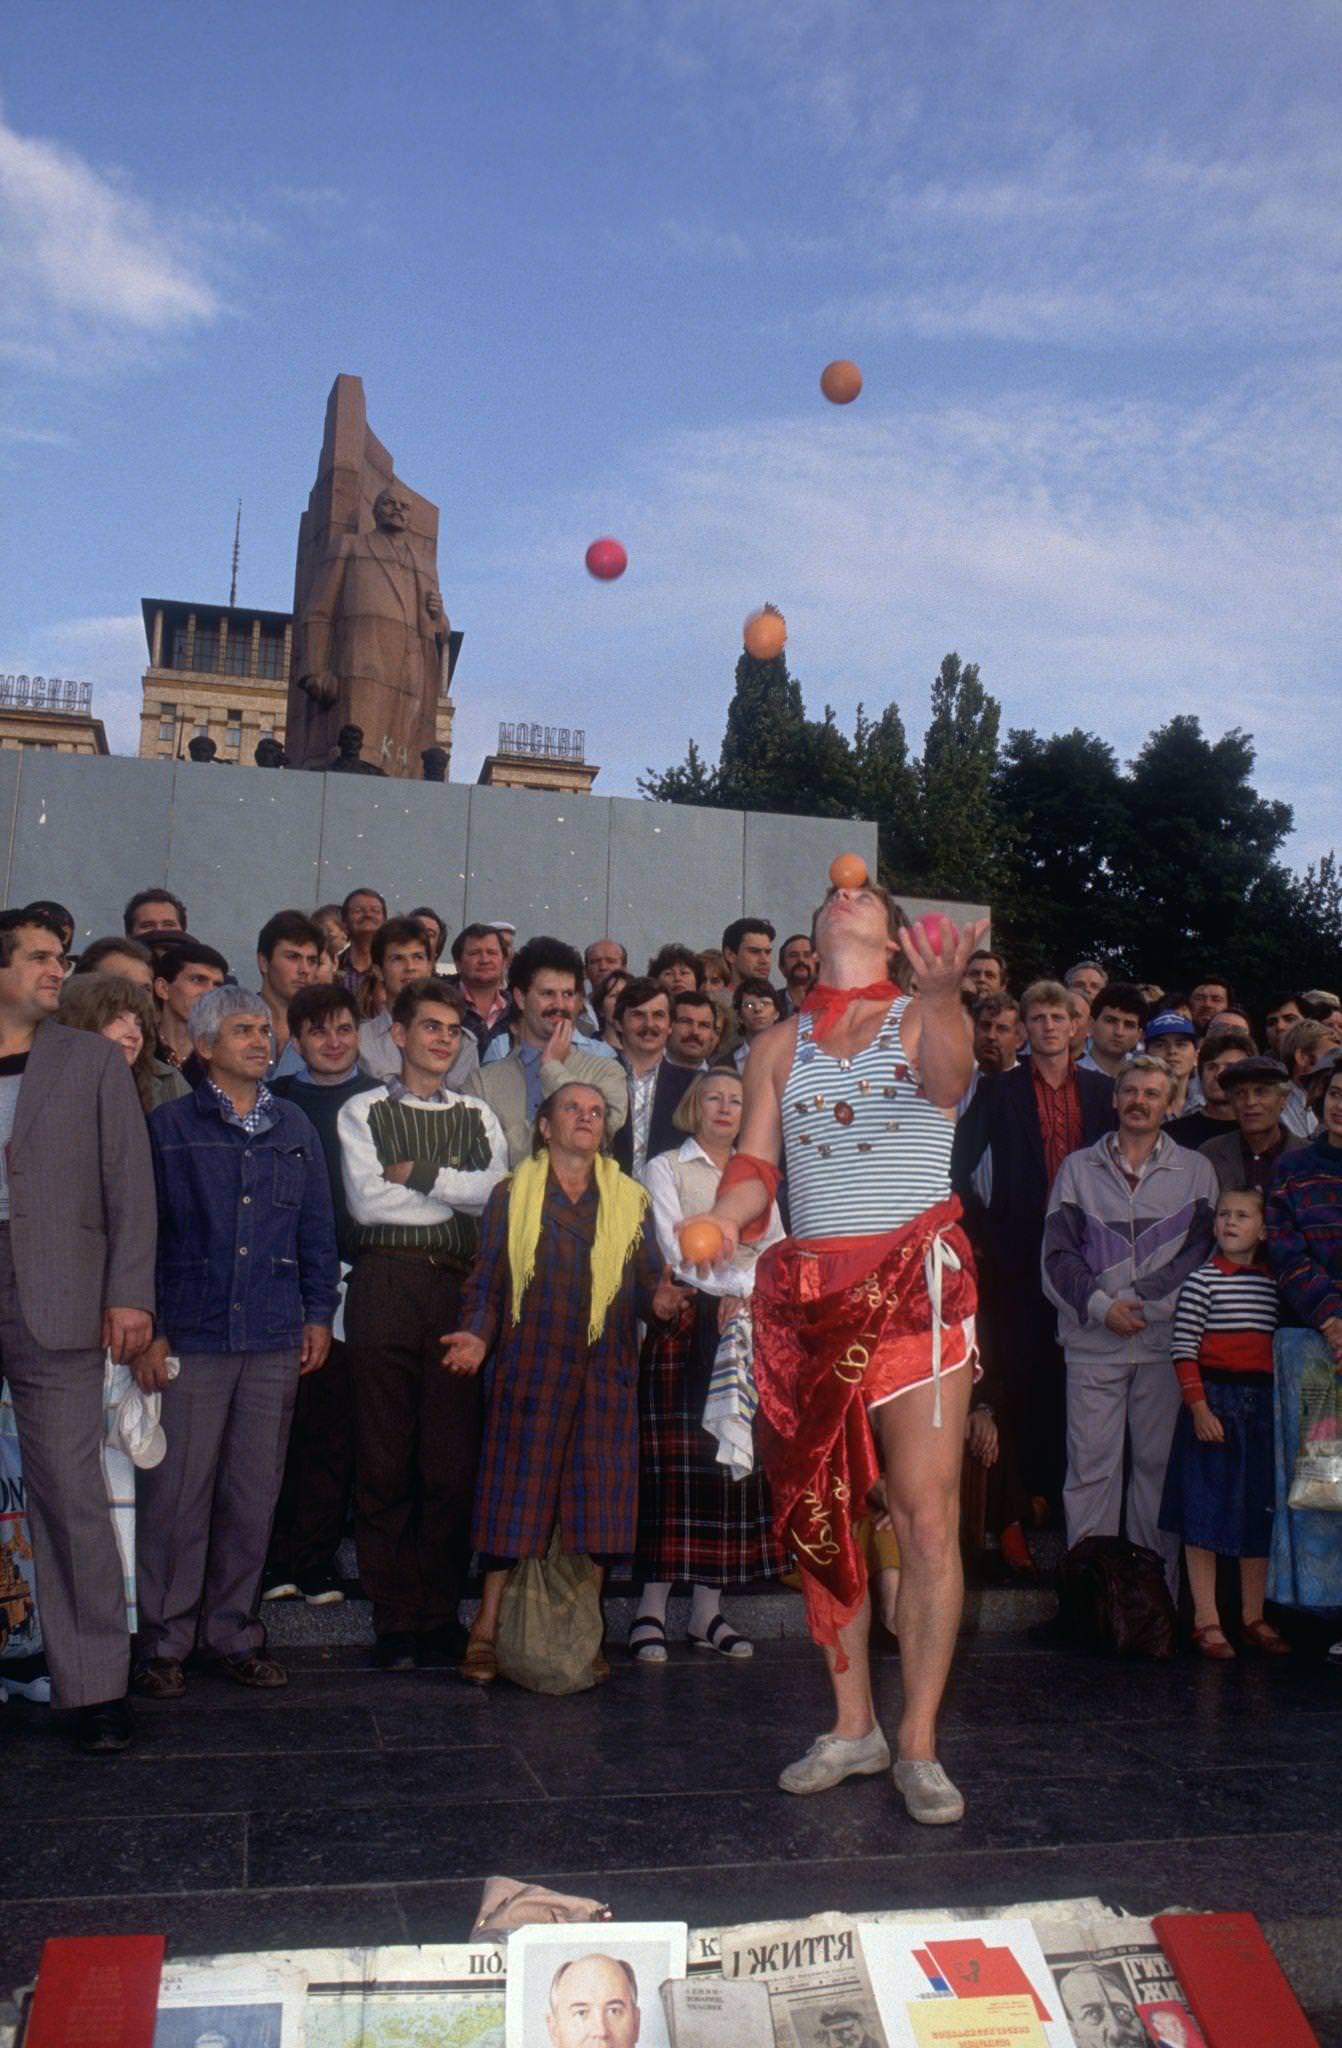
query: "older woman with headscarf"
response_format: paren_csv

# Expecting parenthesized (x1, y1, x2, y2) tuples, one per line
(442, 1079, 685, 1684)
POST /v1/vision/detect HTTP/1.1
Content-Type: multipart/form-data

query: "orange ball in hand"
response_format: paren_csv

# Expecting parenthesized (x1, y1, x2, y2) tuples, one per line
(820, 359, 863, 404)
(680, 1218, 725, 1266)
(743, 607, 787, 661)
(829, 852, 868, 889)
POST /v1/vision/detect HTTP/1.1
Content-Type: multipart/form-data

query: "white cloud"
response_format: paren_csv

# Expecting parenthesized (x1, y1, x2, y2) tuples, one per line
(455, 365, 1342, 866)
(0, 111, 218, 368)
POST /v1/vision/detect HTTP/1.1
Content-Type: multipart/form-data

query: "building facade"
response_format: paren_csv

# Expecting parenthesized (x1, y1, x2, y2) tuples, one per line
(477, 721, 598, 795)
(0, 675, 107, 757)
(138, 597, 455, 769)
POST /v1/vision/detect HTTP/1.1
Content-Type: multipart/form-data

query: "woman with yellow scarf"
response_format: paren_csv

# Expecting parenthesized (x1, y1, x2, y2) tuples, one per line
(442, 1080, 686, 1684)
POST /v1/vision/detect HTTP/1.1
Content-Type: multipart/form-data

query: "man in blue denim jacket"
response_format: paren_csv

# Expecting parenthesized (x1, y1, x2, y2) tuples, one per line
(132, 985, 339, 1698)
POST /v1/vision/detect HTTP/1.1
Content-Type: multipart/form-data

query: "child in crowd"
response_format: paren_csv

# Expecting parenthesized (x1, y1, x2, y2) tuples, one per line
(1159, 1187, 1290, 1658)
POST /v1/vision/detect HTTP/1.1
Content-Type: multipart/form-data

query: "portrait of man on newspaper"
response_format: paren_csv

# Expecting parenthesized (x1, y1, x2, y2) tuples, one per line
(814, 2005, 881, 2048)
(1058, 1962, 1148, 2048)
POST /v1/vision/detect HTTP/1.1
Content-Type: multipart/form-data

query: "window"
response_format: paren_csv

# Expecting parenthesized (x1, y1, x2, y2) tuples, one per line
(224, 709, 243, 749)
(158, 701, 176, 742)
(222, 628, 251, 676)
(190, 630, 219, 672)
(255, 631, 285, 680)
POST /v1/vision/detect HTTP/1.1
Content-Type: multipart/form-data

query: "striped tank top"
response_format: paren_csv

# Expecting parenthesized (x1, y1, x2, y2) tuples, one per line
(780, 997, 954, 1240)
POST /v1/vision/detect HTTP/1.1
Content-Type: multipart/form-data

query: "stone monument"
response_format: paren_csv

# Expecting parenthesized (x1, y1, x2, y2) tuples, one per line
(286, 375, 451, 777)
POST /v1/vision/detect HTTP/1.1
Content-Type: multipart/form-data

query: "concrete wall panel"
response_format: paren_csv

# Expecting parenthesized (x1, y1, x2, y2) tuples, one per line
(165, 762, 325, 976)
(317, 777, 470, 934)
(606, 796, 745, 966)
(9, 754, 175, 949)
(463, 787, 610, 943)
(0, 760, 987, 976)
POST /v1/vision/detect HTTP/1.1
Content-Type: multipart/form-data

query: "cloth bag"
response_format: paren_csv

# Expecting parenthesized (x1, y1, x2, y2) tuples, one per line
(1287, 1337, 1342, 1511)
(1057, 1535, 1177, 1659)
(470, 1876, 612, 1941)
(494, 1526, 603, 1696)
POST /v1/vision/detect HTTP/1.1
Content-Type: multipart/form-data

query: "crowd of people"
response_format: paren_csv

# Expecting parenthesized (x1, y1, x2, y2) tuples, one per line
(0, 882, 1337, 1821)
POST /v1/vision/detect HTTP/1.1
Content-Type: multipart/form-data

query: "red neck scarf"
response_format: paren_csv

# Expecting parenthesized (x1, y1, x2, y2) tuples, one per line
(801, 980, 899, 1045)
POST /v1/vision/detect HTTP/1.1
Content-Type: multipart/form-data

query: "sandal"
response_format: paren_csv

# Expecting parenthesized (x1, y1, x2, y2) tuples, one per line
(1242, 1618, 1292, 1657)
(628, 1615, 668, 1664)
(1192, 1623, 1236, 1661)
(688, 1613, 753, 1660)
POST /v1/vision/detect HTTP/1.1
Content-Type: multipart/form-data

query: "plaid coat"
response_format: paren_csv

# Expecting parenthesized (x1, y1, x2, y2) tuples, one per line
(461, 1168, 661, 1558)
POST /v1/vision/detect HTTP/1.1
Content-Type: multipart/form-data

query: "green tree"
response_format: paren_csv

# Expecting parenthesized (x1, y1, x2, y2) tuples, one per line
(717, 608, 809, 810)
(993, 727, 1130, 982)
(910, 653, 1009, 902)
(1114, 717, 1293, 991)
(637, 737, 720, 805)
(854, 701, 920, 880)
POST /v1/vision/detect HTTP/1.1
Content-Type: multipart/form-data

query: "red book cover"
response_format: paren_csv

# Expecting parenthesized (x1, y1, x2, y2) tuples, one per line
(1153, 1912, 1318, 2048)
(924, 1936, 1050, 2021)
(26, 1935, 165, 2048)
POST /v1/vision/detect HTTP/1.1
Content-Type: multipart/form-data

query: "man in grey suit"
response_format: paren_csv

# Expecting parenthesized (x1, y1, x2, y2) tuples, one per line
(0, 907, 156, 1751)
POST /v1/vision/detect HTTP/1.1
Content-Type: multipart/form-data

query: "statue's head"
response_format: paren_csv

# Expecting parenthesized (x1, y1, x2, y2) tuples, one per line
(187, 734, 217, 761)
(372, 486, 411, 534)
(254, 736, 285, 768)
(336, 724, 364, 756)
(421, 746, 449, 782)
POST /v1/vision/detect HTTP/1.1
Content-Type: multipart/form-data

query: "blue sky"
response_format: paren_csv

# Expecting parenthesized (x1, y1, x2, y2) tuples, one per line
(3, 0, 1340, 868)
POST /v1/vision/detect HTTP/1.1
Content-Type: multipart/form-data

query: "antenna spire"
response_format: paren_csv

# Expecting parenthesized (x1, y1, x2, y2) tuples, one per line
(229, 499, 241, 607)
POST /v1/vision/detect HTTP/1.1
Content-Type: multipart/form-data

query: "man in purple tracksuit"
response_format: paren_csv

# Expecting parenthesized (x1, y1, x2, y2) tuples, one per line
(1042, 1054, 1217, 1586)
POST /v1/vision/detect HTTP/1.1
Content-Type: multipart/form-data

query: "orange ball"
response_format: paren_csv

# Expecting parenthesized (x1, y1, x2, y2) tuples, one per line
(680, 1218, 725, 1266)
(820, 359, 863, 404)
(829, 852, 868, 890)
(743, 607, 787, 661)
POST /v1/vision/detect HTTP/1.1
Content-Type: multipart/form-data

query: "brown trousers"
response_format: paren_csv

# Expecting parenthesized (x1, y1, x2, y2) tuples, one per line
(345, 1251, 482, 1634)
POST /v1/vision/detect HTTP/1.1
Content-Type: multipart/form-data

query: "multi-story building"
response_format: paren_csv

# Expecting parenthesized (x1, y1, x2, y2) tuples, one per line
(138, 597, 456, 768)
(477, 721, 599, 795)
(0, 674, 107, 757)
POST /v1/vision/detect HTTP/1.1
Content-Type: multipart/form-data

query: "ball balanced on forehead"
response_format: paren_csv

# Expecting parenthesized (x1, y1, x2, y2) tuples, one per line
(829, 853, 868, 890)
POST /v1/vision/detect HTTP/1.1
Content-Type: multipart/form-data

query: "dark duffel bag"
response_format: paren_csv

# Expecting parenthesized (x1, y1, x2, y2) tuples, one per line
(1057, 1534, 1177, 1659)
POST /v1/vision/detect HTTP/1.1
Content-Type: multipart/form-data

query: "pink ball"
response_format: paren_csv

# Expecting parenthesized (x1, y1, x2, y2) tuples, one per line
(585, 536, 628, 581)
(914, 914, 959, 957)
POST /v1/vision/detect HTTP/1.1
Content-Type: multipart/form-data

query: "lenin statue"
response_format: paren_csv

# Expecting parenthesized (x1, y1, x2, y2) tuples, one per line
(286, 375, 457, 778)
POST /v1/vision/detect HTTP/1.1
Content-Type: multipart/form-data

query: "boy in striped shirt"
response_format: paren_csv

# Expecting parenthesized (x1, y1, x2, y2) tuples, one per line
(1159, 1188, 1288, 1658)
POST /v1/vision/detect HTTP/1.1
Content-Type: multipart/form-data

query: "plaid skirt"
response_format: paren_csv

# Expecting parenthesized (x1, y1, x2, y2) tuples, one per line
(635, 1318, 782, 1587)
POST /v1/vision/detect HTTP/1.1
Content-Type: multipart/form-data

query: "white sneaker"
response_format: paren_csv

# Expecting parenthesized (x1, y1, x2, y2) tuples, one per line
(779, 1726, 890, 1795)
(892, 1757, 965, 1825)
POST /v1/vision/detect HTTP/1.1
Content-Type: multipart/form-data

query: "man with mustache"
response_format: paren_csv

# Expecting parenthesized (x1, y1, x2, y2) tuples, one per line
(474, 937, 627, 1167)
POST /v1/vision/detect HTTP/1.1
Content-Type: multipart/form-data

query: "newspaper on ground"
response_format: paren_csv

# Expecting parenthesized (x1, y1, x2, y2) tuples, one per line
(187, 1944, 506, 2047)
(1031, 1914, 1206, 2047)
(719, 1911, 890, 2048)
(153, 1956, 307, 2047)
(660, 1974, 774, 2046)
(859, 1917, 1076, 2048)
(504, 1921, 688, 2048)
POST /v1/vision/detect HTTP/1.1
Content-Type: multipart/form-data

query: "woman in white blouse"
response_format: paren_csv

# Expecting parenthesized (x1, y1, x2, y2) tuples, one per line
(630, 1069, 784, 1663)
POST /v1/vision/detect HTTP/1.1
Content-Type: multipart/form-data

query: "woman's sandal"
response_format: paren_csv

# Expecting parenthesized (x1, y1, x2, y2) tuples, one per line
(1191, 1623, 1236, 1661)
(1242, 1618, 1292, 1657)
(688, 1613, 753, 1660)
(628, 1615, 668, 1664)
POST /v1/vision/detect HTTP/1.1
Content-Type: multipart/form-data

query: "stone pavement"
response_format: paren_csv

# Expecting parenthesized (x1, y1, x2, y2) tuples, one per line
(2, 1624, 1339, 2036)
